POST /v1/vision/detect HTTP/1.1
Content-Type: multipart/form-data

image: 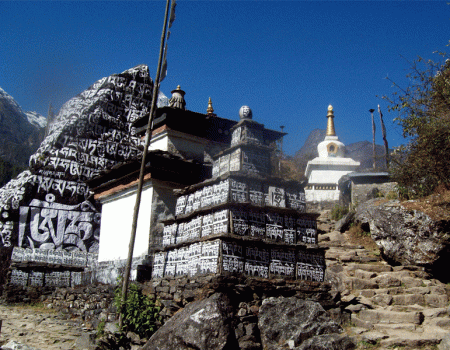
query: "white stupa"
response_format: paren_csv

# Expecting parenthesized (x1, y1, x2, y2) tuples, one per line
(304, 105, 360, 202)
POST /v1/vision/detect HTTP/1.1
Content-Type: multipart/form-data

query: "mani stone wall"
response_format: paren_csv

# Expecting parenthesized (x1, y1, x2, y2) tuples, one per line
(0, 65, 167, 287)
(152, 110, 325, 283)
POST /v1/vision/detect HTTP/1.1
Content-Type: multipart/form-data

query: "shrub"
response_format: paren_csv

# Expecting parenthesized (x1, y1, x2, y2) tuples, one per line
(330, 204, 349, 221)
(114, 281, 162, 339)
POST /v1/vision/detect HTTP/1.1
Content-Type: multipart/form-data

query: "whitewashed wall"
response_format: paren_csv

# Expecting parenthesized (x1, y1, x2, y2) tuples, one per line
(97, 183, 153, 262)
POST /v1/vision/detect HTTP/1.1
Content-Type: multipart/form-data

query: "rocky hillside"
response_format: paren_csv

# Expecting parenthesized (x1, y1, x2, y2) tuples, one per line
(0, 87, 46, 167)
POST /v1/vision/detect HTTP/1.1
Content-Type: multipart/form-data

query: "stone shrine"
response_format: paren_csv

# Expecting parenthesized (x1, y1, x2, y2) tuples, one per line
(153, 106, 325, 282)
(304, 105, 359, 203)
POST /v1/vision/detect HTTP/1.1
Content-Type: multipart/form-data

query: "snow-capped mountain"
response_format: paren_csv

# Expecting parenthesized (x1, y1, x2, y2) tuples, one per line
(0, 87, 46, 166)
(25, 111, 47, 129)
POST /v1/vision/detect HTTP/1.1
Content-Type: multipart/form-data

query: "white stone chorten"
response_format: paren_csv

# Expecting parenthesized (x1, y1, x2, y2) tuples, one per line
(304, 105, 360, 202)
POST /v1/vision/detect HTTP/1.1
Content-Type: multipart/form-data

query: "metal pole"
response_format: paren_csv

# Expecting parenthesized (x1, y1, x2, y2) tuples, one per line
(119, 0, 171, 330)
(369, 109, 376, 170)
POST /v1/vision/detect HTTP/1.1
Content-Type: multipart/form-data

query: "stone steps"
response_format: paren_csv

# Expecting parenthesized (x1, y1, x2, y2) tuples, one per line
(319, 213, 450, 349)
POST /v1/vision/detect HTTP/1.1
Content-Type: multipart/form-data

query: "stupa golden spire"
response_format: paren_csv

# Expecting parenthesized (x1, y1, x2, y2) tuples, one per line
(326, 105, 336, 136)
(207, 97, 214, 115)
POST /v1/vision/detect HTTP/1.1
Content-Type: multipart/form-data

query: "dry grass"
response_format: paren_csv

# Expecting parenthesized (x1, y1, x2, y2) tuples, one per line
(401, 186, 450, 221)
(345, 223, 380, 255)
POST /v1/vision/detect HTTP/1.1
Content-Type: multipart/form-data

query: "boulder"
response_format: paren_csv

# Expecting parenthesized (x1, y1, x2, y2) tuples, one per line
(335, 211, 355, 233)
(0, 340, 40, 350)
(142, 293, 238, 350)
(258, 296, 355, 350)
(0, 65, 167, 253)
(354, 199, 450, 278)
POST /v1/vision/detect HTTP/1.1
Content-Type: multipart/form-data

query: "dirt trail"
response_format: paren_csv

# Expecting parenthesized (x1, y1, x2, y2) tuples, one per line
(0, 304, 86, 350)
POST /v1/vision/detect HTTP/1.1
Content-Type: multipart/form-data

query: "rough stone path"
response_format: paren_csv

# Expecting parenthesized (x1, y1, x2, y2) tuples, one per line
(0, 303, 88, 350)
(318, 210, 450, 350)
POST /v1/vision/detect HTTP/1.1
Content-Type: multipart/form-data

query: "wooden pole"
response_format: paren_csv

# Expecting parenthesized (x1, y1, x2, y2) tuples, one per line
(369, 109, 376, 170)
(378, 104, 389, 169)
(119, 0, 172, 330)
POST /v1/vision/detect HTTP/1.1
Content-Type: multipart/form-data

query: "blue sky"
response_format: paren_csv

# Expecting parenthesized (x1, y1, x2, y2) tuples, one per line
(1, 1, 449, 156)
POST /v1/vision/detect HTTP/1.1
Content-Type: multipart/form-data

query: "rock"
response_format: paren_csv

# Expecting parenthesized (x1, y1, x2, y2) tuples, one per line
(371, 294, 392, 306)
(426, 294, 449, 308)
(357, 309, 424, 325)
(354, 270, 376, 279)
(351, 277, 378, 290)
(373, 274, 402, 288)
(258, 296, 354, 350)
(142, 293, 237, 350)
(391, 294, 425, 306)
(354, 199, 450, 278)
(335, 212, 355, 233)
(296, 333, 356, 350)
(360, 330, 388, 344)
(1, 340, 40, 350)
(346, 263, 392, 273)
(345, 304, 364, 313)
(238, 340, 261, 350)
(439, 332, 450, 350)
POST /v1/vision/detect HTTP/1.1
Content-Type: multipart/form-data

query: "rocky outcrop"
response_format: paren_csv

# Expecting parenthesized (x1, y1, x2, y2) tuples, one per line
(143, 293, 237, 350)
(354, 199, 450, 278)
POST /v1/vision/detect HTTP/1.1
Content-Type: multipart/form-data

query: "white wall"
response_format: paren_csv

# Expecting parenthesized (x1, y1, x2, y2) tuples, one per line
(305, 188, 340, 202)
(98, 183, 153, 262)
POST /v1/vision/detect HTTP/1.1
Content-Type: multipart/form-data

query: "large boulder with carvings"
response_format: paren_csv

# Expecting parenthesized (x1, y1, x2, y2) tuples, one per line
(0, 65, 166, 288)
(354, 198, 450, 279)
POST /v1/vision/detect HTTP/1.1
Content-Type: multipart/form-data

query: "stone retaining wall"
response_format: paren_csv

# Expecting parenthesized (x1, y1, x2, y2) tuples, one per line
(144, 275, 340, 324)
(44, 285, 116, 325)
(351, 181, 397, 205)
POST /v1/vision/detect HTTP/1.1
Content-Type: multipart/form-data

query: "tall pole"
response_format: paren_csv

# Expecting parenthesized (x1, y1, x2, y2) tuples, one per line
(278, 125, 285, 174)
(378, 105, 389, 169)
(119, 0, 172, 330)
(369, 109, 376, 170)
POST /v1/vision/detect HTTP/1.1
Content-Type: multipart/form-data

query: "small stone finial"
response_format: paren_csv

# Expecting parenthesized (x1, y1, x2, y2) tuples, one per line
(169, 85, 186, 110)
(326, 104, 336, 136)
(239, 105, 252, 120)
(327, 105, 334, 116)
(207, 97, 215, 115)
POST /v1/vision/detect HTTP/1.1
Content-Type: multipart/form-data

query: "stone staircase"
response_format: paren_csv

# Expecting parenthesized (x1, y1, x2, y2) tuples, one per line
(318, 210, 450, 349)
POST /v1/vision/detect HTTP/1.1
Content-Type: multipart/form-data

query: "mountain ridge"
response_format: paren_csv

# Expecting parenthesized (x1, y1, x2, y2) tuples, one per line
(0, 87, 46, 167)
(293, 129, 389, 173)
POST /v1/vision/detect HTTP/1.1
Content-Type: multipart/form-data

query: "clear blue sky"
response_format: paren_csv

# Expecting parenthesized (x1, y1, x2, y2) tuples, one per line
(1, 1, 449, 156)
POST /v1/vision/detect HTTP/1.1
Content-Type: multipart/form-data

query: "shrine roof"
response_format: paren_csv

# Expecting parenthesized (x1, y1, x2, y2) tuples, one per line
(87, 150, 208, 196)
(133, 107, 286, 144)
